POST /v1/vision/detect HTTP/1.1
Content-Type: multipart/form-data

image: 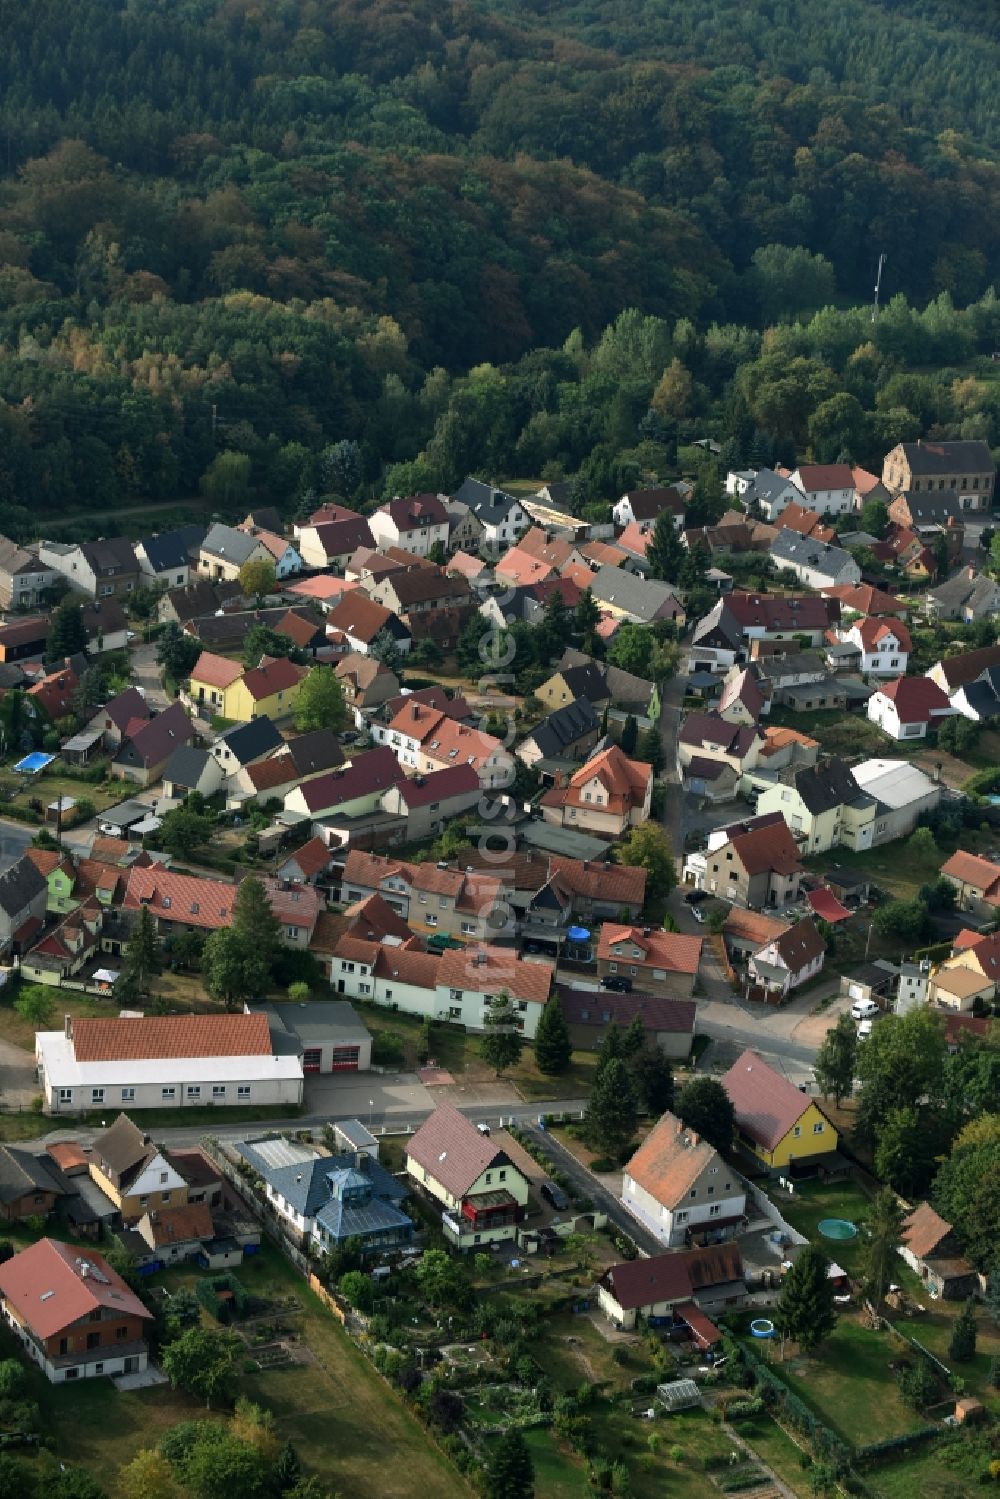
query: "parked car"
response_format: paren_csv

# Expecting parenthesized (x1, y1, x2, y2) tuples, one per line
(850, 998, 880, 1021)
(684, 889, 709, 905)
(857, 1019, 873, 1040)
(601, 976, 633, 992)
(540, 1182, 569, 1211)
(691, 905, 706, 924)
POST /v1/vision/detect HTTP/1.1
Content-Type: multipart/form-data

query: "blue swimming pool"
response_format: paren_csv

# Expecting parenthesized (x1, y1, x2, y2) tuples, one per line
(13, 752, 55, 775)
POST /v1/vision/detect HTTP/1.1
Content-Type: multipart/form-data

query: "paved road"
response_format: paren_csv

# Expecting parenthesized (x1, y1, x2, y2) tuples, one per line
(522, 1122, 666, 1255)
(131, 642, 171, 711)
(0, 817, 95, 876)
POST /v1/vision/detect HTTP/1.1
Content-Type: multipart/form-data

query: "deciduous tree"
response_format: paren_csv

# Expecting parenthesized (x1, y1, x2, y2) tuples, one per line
(238, 556, 276, 602)
(614, 822, 675, 899)
(161, 1327, 241, 1408)
(675, 1076, 735, 1152)
(292, 665, 347, 733)
(813, 1013, 857, 1107)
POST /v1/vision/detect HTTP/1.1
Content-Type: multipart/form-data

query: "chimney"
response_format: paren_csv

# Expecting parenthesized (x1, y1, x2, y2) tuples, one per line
(64, 1014, 73, 1040)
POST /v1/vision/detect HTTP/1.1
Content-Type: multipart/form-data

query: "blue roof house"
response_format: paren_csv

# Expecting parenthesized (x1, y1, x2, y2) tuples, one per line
(237, 1137, 412, 1256)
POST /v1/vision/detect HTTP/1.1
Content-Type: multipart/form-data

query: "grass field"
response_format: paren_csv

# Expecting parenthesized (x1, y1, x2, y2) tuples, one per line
(778, 1177, 876, 1277)
(0, 770, 122, 816)
(738, 1417, 811, 1495)
(862, 1433, 995, 1498)
(747, 1318, 925, 1448)
(29, 1241, 469, 1498)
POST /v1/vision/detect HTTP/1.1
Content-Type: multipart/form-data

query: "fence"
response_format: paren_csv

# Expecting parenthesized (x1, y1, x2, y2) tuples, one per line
(740, 1175, 808, 1248)
(308, 1274, 347, 1325)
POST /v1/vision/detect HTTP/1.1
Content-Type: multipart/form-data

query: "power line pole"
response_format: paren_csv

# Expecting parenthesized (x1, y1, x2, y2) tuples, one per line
(871, 252, 887, 324)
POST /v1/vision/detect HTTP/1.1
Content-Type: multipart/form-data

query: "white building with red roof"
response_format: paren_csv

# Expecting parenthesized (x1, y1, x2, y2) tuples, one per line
(0, 1237, 152, 1382)
(368, 494, 450, 557)
(406, 1102, 531, 1249)
(541, 744, 652, 837)
(837, 617, 911, 676)
(36, 1012, 304, 1114)
(867, 675, 954, 740)
(789, 462, 856, 515)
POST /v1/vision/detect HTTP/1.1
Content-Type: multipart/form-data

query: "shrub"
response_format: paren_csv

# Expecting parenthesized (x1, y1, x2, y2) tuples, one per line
(371, 1030, 406, 1067)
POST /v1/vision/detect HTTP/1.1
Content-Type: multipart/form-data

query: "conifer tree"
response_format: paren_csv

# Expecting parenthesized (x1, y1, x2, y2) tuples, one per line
(122, 903, 163, 997)
(534, 996, 572, 1075)
(232, 875, 282, 971)
(775, 1244, 837, 1352)
(949, 1298, 977, 1363)
(480, 991, 522, 1077)
(585, 1056, 638, 1161)
(486, 1430, 534, 1499)
(646, 507, 684, 583)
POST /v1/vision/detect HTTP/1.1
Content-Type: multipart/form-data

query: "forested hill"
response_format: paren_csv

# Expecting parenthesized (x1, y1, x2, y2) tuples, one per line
(0, 0, 998, 524)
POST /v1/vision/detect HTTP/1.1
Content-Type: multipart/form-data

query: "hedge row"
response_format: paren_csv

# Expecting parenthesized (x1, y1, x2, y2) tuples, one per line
(854, 1425, 941, 1464)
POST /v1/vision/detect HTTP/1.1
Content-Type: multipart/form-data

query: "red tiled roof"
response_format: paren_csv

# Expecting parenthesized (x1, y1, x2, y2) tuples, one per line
(380, 493, 449, 531)
(436, 944, 553, 1005)
(877, 675, 952, 722)
(245, 752, 297, 793)
(721, 1049, 825, 1150)
(597, 925, 702, 975)
(71, 1012, 271, 1062)
(123, 865, 234, 929)
(805, 888, 851, 923)
(407, 1102, 523, 1198)
(191, 651, 243, 690)
(325, 591, 397, 645)
(563, 744, 651, 816)
(288, 575, 358, 603)
(142, 1201, 214, 1247)
(624, 1111, 721, 1208)
(853, 617, 912, 653)
(275, 609, 322, 648)
(280, 835, 333, 879)
(307, 515, 375, 558)
(824, 584, 908, 617)
(391, 763, 480, 807)
(940, 850, 1000, 900)
(601, 1244, 743, 1313)
(901, 1202, 953, 1261)
(727, 821, 802, 878)
(549, 856, 646, 909)
(116, 700, 194, 768)
(794, 463, 854, 491)
(723, 908, 791, 947)
(617, 522, 652, 558)
(0, 1238, 150, 1340)
(293, 747, 405, 811)
(241, 655, 307, 702)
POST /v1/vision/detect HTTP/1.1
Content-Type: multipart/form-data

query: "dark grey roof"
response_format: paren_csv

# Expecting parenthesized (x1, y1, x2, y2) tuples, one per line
(164, 579, 242, 620)
(899, 439, 994, 476)
(589, 565, 681, 622)
(0, 853, 47, 919)
(137, 525, 206, 574)
(748, 469, 797, 504)
(770, 530, 856, 577)
(754, 651, 825, 681)
(958, 680, 999, 719)
(792, 758, 862, 816)
(200, 523, 261, 567)
(162, 744, 213, 788)
(526, 699, 599, 758)
(0, 1146, 67, 1205)
(559, 648, 656, 709)
(93, 1114, 152, 1180)
(452, 477, 523, 522)
(559, 663, 611, 706)
(79, 537, 137, 577)
(899, 493, 963, 524)
(286, 729, 345, 776)
(0, 663, 26, 689)
(215, 716, 284, 765)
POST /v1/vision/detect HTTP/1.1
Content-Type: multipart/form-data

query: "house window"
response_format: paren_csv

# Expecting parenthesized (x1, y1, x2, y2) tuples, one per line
(187, 1086, 201, 1099)
(120, 1086, 135, 1103)
(609, 962, 618, 973)
(709, 1205, 721, 1218)
(91, 1088, 105, 1104)
(213, 1085, 226, 1099)
(116, 1326, 129, 1341)
(813, 1122, 824, 1134)
(675, 1210, 688, 1224)
(58, 1088, 73, 1104)
(793, 1125, 801, 1138)
(162, 1086, 176, 1100)
(426, 915, 437, 926)
(359, 983, 371, 995)
(286, 926, 299, 939)
(238, 1085, 251, 1099)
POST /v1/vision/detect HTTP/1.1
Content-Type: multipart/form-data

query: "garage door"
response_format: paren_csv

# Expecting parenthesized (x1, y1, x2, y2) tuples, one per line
(302, 1049, 322, 1073)
(331, 1046, 360, 1071)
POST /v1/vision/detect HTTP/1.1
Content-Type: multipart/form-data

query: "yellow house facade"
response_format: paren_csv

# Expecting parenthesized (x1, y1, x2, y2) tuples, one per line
(220, 658, 308, 723)
(723, 1048, 839, 1170)
(744, 1099, 837, 1170)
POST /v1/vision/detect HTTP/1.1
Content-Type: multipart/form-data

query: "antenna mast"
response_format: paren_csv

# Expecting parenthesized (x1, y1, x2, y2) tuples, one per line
(872, 253, 887, 324)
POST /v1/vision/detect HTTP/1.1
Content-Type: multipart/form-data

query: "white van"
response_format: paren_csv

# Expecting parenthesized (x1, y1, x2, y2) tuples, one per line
(850, 998, 880, 1021)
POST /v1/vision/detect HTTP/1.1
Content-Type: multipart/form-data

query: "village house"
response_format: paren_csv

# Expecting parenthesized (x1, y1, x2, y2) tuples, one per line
(597, 1244, 746, 1340)
(927, 642, 1000, 697)
(368, 567, 472, 622)
(39, 537, 140, 600)
(0, 1146, 68, 1222)
(558, 987, 695, 1058)
(722, 908, 791, 965)
(406, 1103, 532, 1250)
(112, 700, 196, 786)
(837, 617, 911, 677)
(541, 744, 653, 838)
(0, 853, 50, 957)
(537, 650, 661, 727)
(134, 525, 205, 589)
(622, 1112, 747, 1249)
(222, 656, 309, 724)
(208, 716, 284, 777)
(324, 591, 412, 656)
(0, 616, 50, 663)
(770, 531, 861, 591)
(748, 916, 825, 997)
(451, 479, 531, 548)
(788, 462, 856, 515)
(596, 925, 703, 1000)
(722, 1049, 838, 1171)
(188, 651, 243, 714)
(335, 653, 400, 720)
(926, 565, 1000, 623)
(698, 815, 803, 909)
(939, 850, 1000, 920)
(851, 758, 942, 843)
(0, 536, 59, 610)
(677, 711, 764, 784)
(340, 848, 509, 944)
(379, 763, 482, 842)
(0, 1237, 152, 1383)
(755, 757, 876, 854)
(867, 675, 954, 740)
(613, 486, 686, 530)
(36, 1013, 304, 1115)
(296, 513, 376, 573)
(898, 1202, 978, 1299)
(89, 1113, 190, 1223)
(196, 523, 272, 583)
(882, 438, 995, 511)
(516, 699, 600, 769)
(237, 1135, 412, 1257)
(366, 493, 448, 557)
(823, 582, 909, 620)
(739, 468, 800, 521)
(237, 524, 302, 578)
(588, 565, 685, 626)
(771, 500, 836, 545)
(160, 746, 225, 802)
(283, 747, 407, 825)
(274, 836, 336, 886)
(691, 592, 836, 666)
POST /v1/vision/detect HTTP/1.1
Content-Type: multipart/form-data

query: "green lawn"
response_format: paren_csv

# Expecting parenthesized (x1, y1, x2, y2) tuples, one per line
(738, 1417, 811, 1496)
(746, 1318, 925, 1448)
(863, 1432, 994, 1498)
(779, 1177, 875, 1277)
(0, 770, 121, 816)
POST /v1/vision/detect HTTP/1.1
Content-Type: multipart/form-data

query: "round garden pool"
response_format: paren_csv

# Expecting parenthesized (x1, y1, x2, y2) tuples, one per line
(750, 1319, 775, 1339)
(817, 1218, 858, 1241)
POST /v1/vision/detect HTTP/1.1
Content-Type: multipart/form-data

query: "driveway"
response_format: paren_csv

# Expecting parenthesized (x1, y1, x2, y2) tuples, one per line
(130, 642, 171, 711)
(0, 1034, 40, 1108)
(522, 1122, 667, 1255)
